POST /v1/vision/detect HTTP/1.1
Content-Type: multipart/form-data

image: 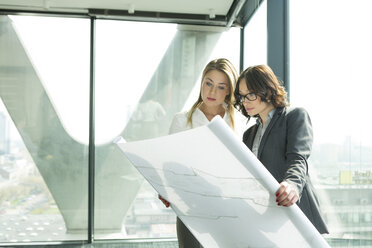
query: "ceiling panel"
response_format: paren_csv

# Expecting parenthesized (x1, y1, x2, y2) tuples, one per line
(0, 0, 260, 27)
(0, 0, 234, 15)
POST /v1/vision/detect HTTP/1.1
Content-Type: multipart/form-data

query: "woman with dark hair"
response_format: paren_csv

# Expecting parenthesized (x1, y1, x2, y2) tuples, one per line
(234, 64, 329, 234)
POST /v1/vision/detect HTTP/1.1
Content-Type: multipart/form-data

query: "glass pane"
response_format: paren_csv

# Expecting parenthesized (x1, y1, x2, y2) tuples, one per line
(0, 15, 89, 243)
(95, 20, 240, 239)
(290, 0, 372, 245)
(243, 0, 267, 68)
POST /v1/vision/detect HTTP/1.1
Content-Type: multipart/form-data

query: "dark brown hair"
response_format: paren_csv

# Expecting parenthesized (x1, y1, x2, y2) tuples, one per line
(234, 65, 288, 118)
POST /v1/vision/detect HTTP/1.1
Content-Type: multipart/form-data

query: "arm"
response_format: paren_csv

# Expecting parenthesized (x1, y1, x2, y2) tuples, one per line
(276, 108, 313, 206)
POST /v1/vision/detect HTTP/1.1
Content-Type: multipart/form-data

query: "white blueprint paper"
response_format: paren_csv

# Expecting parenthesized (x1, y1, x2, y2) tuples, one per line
(115, 116, 330, 248)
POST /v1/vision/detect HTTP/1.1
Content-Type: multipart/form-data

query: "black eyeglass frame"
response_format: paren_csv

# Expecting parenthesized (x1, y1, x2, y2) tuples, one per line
(237, 93, 257, 103)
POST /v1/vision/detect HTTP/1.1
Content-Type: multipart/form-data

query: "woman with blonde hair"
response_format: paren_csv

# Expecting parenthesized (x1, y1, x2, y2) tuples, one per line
(159, 58, 238, 248)
(170, 58, 238, 133)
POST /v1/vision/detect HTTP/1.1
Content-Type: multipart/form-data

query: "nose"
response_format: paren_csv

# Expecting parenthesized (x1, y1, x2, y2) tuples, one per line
(209, 85, 217, 94)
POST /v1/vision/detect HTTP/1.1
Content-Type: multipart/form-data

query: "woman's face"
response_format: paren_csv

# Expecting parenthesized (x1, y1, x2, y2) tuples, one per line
(238, 78, 273, 119)
(201, 69, 230, 108)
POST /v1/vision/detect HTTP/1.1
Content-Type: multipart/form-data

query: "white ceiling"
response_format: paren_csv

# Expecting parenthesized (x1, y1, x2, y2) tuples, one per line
(0, 0, 257, 27)
(0, 0, 235, 15)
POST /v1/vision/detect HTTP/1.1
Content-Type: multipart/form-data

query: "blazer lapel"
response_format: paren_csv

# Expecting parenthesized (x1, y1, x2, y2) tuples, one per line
(246, 125, 258, 150)
(257, 108, 284, 158)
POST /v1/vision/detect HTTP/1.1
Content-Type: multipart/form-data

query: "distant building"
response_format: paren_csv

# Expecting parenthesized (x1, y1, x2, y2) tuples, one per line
(340, 170, 372, 185)
(320, 185, 372, 240)
(0, 164, 19, 180)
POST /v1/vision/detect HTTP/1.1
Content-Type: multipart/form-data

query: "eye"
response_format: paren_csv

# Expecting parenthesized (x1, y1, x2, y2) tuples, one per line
(205, 81, 213, 87)
(217, 86, 226, 90)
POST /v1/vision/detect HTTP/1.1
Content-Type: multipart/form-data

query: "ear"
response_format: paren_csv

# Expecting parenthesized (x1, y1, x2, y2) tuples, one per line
(265, 89, 273, 102)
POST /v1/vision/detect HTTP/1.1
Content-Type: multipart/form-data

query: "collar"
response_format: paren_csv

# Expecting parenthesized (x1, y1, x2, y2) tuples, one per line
(256, 108, 276, 125)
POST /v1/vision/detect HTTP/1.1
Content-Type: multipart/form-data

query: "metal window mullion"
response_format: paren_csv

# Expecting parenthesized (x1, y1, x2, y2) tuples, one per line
(283, 0, 290, 100)
(88, 16, 96, 243)
(240, 27, 245, 73)
(267, 0, 290, 100)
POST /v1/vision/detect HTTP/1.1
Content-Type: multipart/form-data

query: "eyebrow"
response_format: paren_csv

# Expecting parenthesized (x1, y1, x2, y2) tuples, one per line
(205, 77, 228, 85)
(205, 77, 214, 82)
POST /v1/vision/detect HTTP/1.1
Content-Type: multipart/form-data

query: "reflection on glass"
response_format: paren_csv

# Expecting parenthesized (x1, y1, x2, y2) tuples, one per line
(0, 101, 67, 242)
(0, 15, 89, 242)
(0, 13, 241, 243)
(290, 0, 372, 244)
(95, 21, 240, 239)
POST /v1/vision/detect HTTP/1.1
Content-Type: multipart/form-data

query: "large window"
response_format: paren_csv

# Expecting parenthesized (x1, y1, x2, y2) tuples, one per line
(290, 0, 372, 243)
(0, 15, 90, 243)
(0, 13, 240, 244)
(243, 0, 267, 69)
(94, 20, 240, 239)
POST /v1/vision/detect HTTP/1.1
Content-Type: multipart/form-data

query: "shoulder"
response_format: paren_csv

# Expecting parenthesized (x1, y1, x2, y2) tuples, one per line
(286, 106, 308, 115)
(286, 107, 310, 120)
(280, 107, 310, 121)
(281, 107, 313, 134)
(169, 111, 189, 134)
(172, 111, 188, 121)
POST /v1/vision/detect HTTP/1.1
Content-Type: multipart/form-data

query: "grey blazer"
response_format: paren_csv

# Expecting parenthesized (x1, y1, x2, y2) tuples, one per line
(243, 107, 329, 234)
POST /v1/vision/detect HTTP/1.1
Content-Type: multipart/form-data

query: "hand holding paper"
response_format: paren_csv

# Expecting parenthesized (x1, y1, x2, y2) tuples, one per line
(115, 116, 330, 248)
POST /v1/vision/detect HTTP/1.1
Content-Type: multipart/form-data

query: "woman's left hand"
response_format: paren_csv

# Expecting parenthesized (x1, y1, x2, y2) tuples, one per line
(275, 181, 299, 207)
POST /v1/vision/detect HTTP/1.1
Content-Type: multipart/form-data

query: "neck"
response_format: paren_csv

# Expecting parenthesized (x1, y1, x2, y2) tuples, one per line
(259, 103, 275, 125)
(199, 103, 225, 120)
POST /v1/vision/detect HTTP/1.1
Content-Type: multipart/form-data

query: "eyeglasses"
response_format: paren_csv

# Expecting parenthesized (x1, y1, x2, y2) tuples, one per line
(238, 93, 257, 103)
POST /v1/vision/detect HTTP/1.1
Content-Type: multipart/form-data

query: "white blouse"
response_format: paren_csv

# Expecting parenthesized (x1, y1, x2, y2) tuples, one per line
(169, 107, 234, 134)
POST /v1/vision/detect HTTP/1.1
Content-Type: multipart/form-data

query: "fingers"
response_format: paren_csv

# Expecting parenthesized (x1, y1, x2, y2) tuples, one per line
(275, 181, 299, 207)
(158, 194, 171, 208)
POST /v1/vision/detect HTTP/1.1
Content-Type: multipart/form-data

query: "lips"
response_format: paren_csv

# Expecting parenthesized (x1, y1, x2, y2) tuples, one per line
(207, 97, 216, 101)
(246, 107, 254, 112)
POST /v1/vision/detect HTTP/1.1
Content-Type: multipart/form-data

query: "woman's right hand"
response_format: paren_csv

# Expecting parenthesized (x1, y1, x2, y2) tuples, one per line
(158, 194, 170, 208)
(275, 181, 299, 207)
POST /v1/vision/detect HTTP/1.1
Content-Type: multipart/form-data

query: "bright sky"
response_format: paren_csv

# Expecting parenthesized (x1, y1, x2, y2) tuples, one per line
(290, 0, 372, 146)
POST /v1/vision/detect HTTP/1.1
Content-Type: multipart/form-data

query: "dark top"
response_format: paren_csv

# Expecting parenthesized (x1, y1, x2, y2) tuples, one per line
(243, 107, 329, 234)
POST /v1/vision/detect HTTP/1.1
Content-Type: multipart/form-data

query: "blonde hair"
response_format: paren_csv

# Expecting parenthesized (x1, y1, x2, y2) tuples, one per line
(187, 58, 238, 129)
